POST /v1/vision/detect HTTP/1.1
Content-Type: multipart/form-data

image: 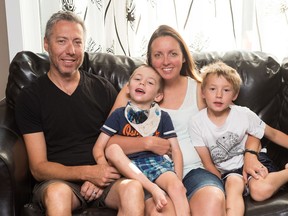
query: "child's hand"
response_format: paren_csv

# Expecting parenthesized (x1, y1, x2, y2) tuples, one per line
(243, 154, 268, 183)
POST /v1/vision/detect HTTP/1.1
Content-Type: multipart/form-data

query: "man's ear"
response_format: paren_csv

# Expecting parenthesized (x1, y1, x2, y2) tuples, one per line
(154, 92, 164, 103)
(44, 37, 49, 52)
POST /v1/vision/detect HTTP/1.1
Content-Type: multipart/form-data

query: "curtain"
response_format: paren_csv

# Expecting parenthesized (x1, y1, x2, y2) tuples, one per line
(39, 0, 288, 61)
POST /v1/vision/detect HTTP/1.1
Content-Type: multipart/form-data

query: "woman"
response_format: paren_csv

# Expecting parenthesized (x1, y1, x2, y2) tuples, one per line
(110, 25, 265, 215)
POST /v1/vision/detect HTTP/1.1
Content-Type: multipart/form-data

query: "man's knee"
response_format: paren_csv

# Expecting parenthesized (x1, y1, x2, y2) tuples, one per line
(43, 181, 74, 203)
(118, 179, 144, 198)
(110, 179, 145, 215)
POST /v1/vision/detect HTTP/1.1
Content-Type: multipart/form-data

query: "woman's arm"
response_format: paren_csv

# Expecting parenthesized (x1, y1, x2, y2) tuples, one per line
(108, 135, 171, 155)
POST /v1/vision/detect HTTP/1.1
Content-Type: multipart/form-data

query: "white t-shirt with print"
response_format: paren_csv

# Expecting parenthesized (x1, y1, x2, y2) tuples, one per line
(190, 105, 266, 174)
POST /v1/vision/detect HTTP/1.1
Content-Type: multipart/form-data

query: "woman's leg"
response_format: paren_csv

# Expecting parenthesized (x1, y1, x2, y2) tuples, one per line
(183, 168, 226, 216)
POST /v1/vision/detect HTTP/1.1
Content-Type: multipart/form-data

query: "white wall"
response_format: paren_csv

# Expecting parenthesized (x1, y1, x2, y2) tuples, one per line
(1, 0, 42, 100)
(0, 0, 9, 100)
(5, 0, 42, 61)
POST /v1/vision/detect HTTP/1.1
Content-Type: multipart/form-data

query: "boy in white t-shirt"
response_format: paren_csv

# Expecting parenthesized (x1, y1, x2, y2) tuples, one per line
(190, 61, 288, 216)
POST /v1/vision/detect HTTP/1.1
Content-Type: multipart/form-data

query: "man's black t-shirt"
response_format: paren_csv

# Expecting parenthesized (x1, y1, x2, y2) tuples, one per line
(15, 70, 117, 166)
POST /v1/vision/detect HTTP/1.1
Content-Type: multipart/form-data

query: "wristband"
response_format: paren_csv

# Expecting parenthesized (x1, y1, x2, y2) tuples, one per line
(244, 149, 259, 157)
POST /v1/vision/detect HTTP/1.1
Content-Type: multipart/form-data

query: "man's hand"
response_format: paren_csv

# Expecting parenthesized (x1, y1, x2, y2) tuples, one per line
(81, 181, 104, 202)
(87, 164, 121, 187)
(143, 136, 171, 155)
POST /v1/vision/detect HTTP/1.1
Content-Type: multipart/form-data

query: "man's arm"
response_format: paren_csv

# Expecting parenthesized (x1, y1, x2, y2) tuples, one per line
(23, 132, 120, 187)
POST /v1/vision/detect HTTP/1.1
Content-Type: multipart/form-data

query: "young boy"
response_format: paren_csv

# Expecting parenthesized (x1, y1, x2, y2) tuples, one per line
(189, 61, 288, 216)
(93, 65, 190, 215)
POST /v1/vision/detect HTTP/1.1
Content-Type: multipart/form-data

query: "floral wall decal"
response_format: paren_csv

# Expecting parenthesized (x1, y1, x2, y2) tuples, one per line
(38, 0, 288, 61)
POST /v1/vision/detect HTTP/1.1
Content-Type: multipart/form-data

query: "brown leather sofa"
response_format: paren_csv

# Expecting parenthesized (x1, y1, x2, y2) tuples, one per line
(1, 50, 288, 216)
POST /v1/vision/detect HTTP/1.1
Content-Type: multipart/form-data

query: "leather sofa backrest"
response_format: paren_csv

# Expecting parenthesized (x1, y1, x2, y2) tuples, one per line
(270, 57, 288, 168)
(280, 57, 288, 133)
(192, 51, 282, 128)
(6, 51, 144, 110)
(7, 50, 283, 128)
(6, 50, 287, 167)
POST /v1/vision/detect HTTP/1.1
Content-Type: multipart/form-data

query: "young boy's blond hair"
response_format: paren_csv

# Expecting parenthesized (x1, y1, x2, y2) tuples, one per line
(200, 61, 242, 96)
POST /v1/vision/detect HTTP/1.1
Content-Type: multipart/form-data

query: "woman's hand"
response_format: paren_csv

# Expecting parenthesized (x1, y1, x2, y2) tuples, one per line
(143, 136, 171, 155)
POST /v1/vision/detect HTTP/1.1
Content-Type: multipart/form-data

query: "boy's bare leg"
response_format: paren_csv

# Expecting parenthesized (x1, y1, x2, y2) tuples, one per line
(105, 144, 167, 211)
(249, 164, 288, 201)
(225, 175, 245, 216)
(156, 172, 191, 216)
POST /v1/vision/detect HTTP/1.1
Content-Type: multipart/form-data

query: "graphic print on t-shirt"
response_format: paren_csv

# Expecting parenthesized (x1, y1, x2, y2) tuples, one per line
(209, 131, 243, 164)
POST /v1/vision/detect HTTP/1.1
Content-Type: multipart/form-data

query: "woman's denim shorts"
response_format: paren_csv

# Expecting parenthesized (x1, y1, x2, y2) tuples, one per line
(183, 168, 224, 200)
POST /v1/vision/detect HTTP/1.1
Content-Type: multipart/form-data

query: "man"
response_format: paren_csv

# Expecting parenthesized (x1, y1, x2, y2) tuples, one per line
(15, 11, 175, 216)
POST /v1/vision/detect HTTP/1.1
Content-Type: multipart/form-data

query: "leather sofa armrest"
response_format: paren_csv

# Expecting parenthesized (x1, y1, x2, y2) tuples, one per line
(268, 57, 288, 169)
(0, 99, 32, 216)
